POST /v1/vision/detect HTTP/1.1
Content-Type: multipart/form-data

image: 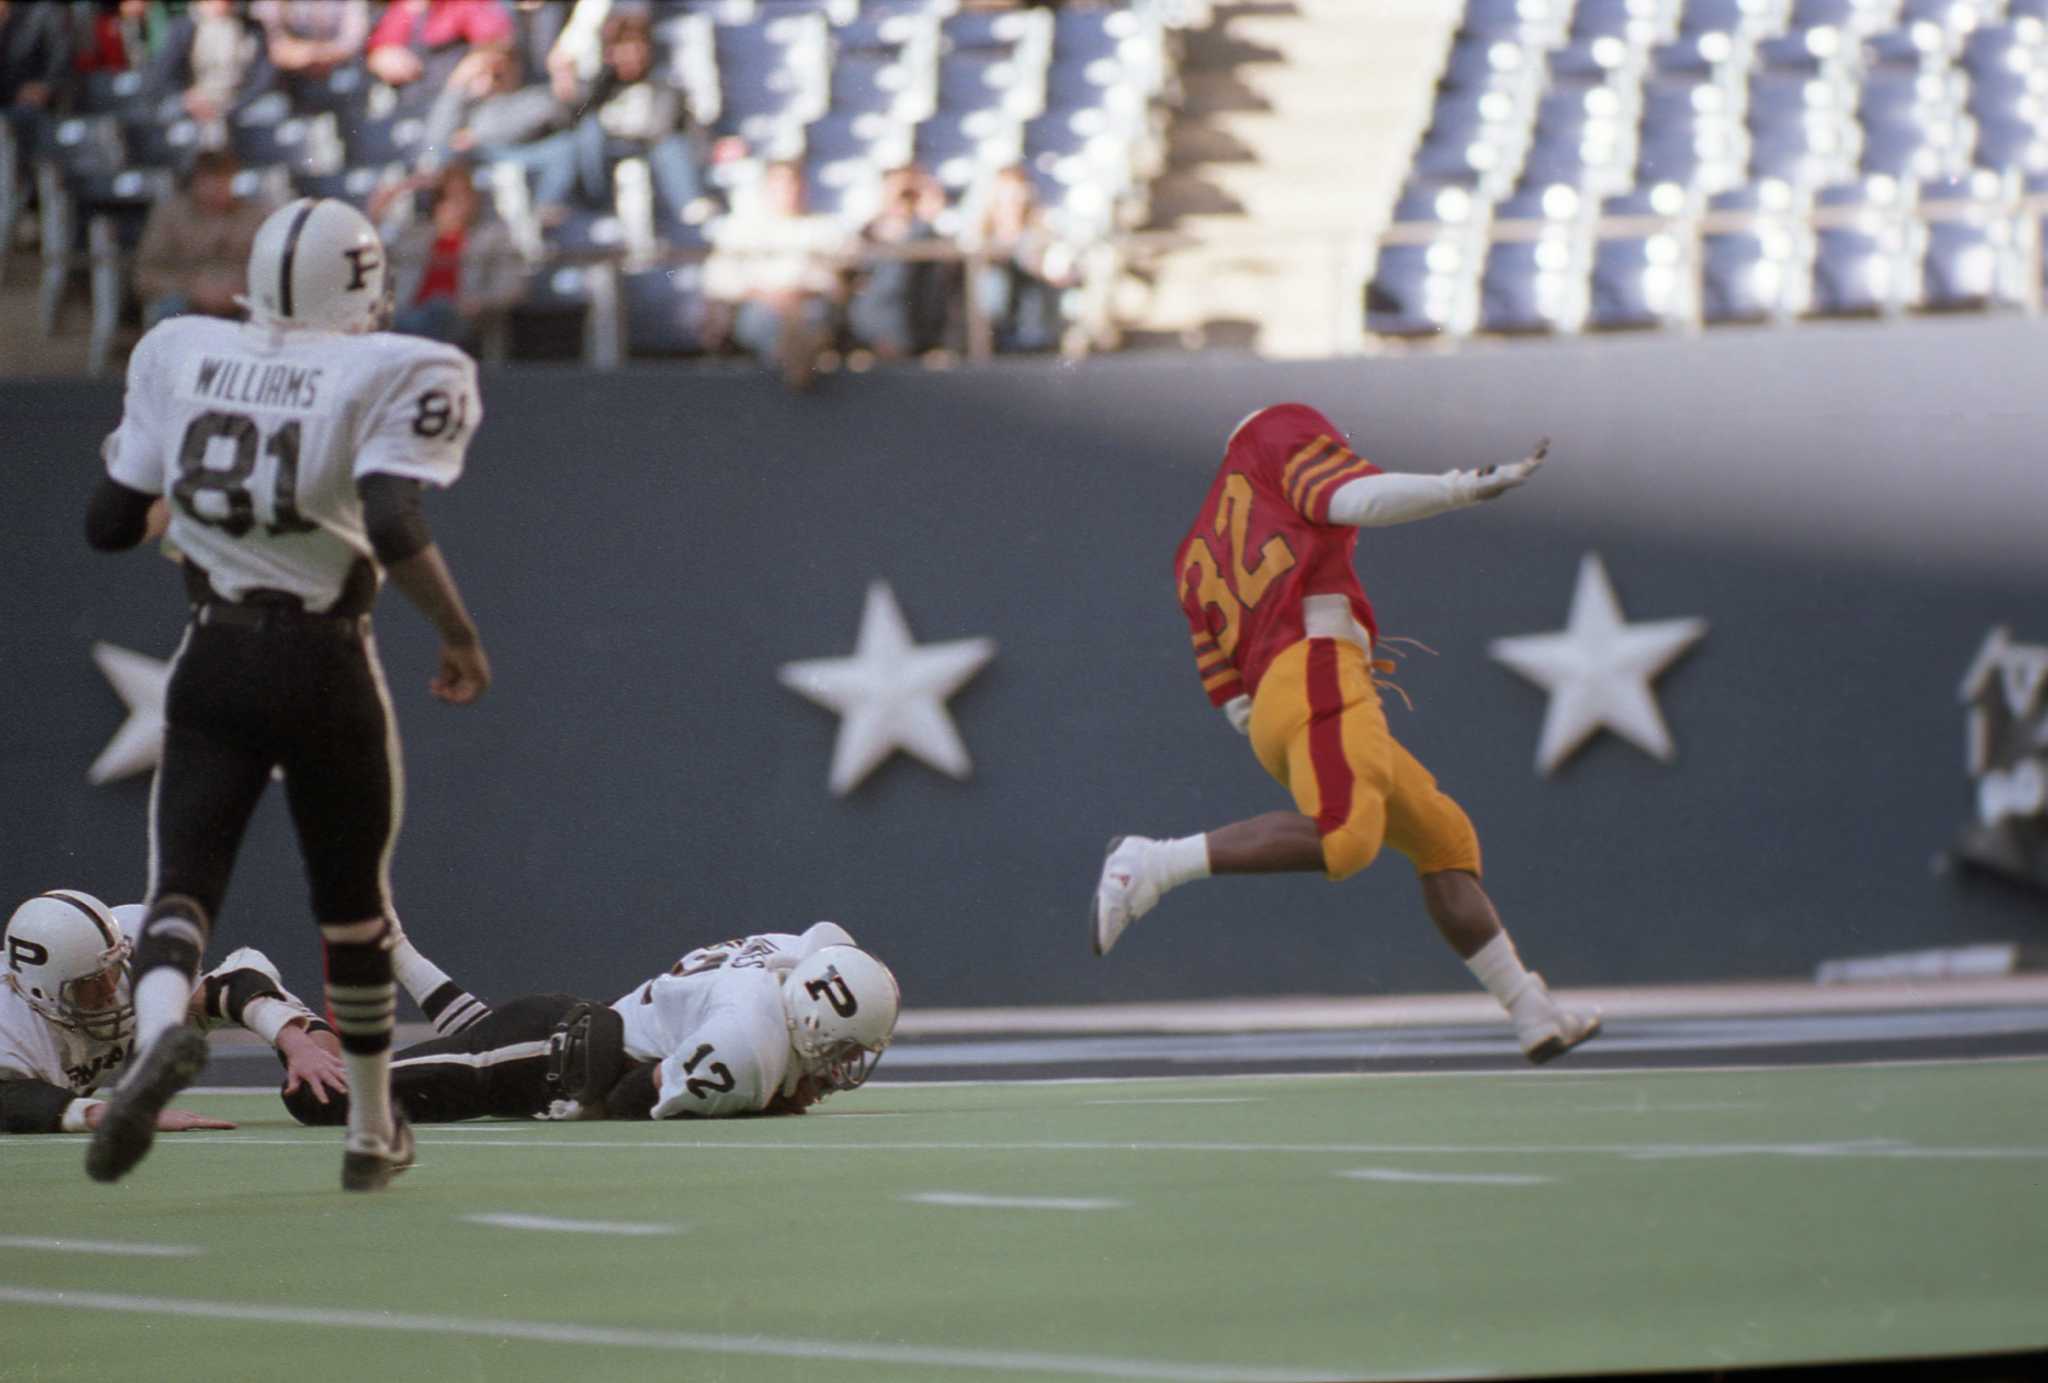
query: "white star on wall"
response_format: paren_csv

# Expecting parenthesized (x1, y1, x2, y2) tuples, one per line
(89, 642, 171, 785)
(1489, 553, 1707, 776)
(778, 581, 997, 796)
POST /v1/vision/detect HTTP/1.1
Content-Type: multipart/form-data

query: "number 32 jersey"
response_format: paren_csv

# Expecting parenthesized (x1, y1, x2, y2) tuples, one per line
(1174, 403, 1384, 707)
(102, 315, 481, 612)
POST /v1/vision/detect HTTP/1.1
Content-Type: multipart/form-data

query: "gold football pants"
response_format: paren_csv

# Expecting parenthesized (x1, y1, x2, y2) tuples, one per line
(1249, 638, 1482, 881)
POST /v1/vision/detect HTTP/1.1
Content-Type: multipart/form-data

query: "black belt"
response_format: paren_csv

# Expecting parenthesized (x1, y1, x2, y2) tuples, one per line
(194, 601, 369, 634)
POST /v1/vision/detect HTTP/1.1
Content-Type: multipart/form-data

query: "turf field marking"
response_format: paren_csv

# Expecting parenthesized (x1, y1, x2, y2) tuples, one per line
(74, 1134, 2048, 1161)
(1580, 1102, 1759, 1113)
(1087, 1097, 1263, 1106)
(464, 1213, 679, 1236)
(0, 1286, 1341, 1382)
(1337, 1168, 1554, 1187)
(0, 1236, 201, 1258)
(903, 1192, 1127, 1211)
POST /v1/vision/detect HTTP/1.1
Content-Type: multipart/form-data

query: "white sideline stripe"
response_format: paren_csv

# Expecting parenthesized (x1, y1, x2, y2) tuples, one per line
(0, 1237, 200, 1259)
(904, 1192, 1126, 1212)
(391, 1040, 550, 1072)
(1088, 1097, 1263, 1106)
(464, 1214, 678, 1236)
(0, 1286, 1338, 1382)
(1338, 1168, 1554, 1187)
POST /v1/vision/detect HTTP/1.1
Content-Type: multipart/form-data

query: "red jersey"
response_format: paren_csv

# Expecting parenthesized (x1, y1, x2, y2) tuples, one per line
(1173, 403, 1383, 706)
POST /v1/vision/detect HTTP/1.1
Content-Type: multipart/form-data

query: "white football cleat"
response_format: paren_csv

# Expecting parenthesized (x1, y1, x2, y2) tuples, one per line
(1091, 836, 1161, 957)
(1513, 980, 1603, 1065)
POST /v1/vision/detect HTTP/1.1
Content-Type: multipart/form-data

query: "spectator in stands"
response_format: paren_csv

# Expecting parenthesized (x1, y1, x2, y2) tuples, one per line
(366, 0, 512, 118)
(702, 159, 849, 391)
(1, 1, 70, 161)
(559, 10, 706, 226)
(967, 164, 1075, 354)
(133, 147, 270, 327)
(144, 0, 274, 136)
(251, 0, 370, 106)
(847, 164, 955, 361)
(70, 1, 158, 80)
(373, 160, 526, 351)
(418, 42, 567, 176)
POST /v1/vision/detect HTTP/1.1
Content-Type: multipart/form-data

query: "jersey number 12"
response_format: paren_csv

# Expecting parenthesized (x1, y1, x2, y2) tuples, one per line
(173, 410, 318, 538)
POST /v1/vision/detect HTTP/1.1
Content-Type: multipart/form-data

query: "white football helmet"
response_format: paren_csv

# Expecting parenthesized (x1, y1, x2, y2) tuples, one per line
(782, 945, 900, 1092)
(4, 890, 134, 1042)
(245, 197, 388, 334)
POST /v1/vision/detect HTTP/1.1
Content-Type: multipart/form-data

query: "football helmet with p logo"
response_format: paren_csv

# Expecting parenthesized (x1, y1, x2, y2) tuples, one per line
(782, 945, 900, 1092)
(4, 890, 134, 1042)
(245, 197, 389, 335)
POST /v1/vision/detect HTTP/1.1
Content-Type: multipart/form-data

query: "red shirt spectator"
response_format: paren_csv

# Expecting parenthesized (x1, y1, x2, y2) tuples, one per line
(415, 229, 465, 306)
(366, 0, 510, 110)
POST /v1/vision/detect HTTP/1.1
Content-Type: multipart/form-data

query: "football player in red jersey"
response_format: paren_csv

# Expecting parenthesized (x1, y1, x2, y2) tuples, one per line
(1091, 403, 1600, 1064)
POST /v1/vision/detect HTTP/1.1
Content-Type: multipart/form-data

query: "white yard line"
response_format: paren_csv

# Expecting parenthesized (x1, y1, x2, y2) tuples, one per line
(1088, 1097, 1264, 1106)
(0, 1236, 201, 1258)
(903, 1192, 1127, 1211)
(34, 1134, 2043, 1161)
(0, 1286, 1341, 1383)
(463, 1214, 679, 1236)
(1337, 1168, 1554, 1187)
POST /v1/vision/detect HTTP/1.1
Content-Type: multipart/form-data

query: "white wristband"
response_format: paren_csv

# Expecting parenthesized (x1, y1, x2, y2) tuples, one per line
(61, 1098, 106, 1134)
(245, 995, 315, 1047)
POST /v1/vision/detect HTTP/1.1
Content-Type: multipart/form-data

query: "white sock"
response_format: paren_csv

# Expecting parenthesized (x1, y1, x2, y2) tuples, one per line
(346, 1051, 395, 1145)
(391, 935, 452, 1006)
(1465, 933, 1545, 1016)
(1153, 834, 1211, 893)
(132, 969, 194, 1052)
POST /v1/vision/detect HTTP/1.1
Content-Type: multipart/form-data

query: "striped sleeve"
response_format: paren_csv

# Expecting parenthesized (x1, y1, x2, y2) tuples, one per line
(1276, 434, 1382, 525)
(1187, 620, 1246, 708)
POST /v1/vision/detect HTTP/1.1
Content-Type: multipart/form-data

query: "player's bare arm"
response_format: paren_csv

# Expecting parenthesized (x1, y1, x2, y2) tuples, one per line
(359, 473, 490, 704)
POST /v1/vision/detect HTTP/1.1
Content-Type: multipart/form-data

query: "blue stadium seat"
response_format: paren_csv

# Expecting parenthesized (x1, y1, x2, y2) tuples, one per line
(914, 109, 1021, 194)
(1588, 187, 1693, 327)
(1478, 184, 1588, 333)
(76, 71, 149, 118)
(618, 264, 708, 354)
(1699, 182, 1805, 320)
(119, 115, 203, 172)
(1915, 170, 2021, 309)
(1365, 238, 1477, 337)
(1808, 176, 1906, 314)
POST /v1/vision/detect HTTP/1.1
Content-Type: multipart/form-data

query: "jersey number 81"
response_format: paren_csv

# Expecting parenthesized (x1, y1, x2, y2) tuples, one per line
(173, 409, 317, 538)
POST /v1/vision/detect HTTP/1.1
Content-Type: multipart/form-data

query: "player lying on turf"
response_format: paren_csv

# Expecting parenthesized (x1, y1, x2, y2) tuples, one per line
(1, 890, 344, 1135)
(278, 920, 902, 1125)
(1092, 403, 1601, 1065)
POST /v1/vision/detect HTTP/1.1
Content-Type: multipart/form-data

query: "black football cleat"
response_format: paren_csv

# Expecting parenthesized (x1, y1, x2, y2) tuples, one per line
(85, 1026, 210, 1184)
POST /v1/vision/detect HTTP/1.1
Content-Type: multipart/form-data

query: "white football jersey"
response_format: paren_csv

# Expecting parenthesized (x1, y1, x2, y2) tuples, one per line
(663, 921, 856, 982)
(0, 905, 316, 1098)
(613, 966, 793, 1119)
(102, 315, 480, 612)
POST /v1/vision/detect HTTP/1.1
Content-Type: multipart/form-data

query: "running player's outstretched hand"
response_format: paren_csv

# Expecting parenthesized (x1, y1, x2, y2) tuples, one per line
(1471, 437, 1549, 500)
(432, 640, 492, 705)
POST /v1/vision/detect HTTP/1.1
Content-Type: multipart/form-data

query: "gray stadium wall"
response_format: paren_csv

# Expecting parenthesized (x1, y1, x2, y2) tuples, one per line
(4, 317, 2046, 1011)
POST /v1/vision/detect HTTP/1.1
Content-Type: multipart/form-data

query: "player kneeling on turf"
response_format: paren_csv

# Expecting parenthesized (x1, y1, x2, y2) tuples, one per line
(280, 921, 901, 1125)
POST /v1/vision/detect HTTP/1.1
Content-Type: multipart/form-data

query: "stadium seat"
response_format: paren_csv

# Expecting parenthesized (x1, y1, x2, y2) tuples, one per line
(1699, 180, 1807, 319)
(1808, 175, 1909, 314)
(914, 109, 1022, 195)
(1477, 184, 1589, 333)
(1588, 185, 1695, 326)
(1914, 169, 2023, 309)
